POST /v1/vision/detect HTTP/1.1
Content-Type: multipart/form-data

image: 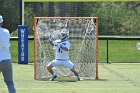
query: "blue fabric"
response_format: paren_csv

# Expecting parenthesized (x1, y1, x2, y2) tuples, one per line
(0, 59, 16, 93)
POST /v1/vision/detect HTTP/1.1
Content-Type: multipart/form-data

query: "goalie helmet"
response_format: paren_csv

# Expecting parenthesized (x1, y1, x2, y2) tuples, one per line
(60, 29, 69, 40)
(0, 15, 3, 23)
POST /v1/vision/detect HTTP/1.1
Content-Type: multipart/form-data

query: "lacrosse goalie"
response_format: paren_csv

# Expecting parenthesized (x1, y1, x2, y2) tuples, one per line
(47, 22, 81, 81)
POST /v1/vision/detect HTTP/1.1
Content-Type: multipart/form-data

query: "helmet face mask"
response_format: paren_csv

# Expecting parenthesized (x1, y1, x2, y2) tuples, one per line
(60, 33, 67, 40)
(60, 29, 69, 40)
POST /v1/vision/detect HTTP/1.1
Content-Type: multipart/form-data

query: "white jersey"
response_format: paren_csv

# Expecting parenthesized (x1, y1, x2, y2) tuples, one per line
(53, 39, 70, 60)
(0, 27, 11, 61)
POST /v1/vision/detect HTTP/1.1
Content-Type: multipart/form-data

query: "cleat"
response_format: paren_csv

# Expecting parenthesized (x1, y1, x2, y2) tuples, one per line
(50, 74, 57, 81)
(77, 77, 81, 81)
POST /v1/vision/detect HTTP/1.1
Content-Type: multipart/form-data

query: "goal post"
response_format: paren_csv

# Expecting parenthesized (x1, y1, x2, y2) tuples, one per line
(34, 17, 98, 80)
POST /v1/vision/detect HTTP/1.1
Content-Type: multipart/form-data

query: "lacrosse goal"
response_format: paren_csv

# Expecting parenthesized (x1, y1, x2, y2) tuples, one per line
(34, 17, 98, 80)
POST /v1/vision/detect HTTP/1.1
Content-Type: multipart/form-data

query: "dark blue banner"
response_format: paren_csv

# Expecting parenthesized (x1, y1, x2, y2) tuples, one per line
(18, 25, 28, 64)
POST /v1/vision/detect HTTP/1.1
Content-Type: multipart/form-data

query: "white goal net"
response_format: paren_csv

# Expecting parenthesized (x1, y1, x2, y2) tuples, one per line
(34, 17, 98, 80)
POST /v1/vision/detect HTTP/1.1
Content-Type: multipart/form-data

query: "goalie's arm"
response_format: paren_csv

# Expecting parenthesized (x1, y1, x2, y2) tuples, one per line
(60, 42, 70, 51)
(60, 45, 68, 51)
(54, 43, 68, 51)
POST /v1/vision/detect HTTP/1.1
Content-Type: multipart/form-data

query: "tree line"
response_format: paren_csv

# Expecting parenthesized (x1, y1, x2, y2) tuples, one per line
(0, 1, 140, 36)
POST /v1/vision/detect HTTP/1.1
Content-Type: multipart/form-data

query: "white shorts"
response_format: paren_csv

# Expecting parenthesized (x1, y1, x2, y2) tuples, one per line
(47, 59, 74, 70)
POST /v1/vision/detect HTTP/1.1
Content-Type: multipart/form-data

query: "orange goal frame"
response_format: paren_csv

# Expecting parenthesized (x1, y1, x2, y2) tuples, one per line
(34, 17, 98, 80)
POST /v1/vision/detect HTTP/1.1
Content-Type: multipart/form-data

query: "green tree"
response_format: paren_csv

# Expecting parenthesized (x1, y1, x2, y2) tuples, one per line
(0, 0, 20, 33)
(91, 2, 140, 36)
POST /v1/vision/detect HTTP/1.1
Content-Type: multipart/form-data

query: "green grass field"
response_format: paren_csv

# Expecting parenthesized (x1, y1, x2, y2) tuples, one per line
(0, 63, 140, 93)
(1, 39, 139, 93)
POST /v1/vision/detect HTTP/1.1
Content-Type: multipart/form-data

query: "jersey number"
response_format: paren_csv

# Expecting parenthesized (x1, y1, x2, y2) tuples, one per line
(58, 48, 63, 53)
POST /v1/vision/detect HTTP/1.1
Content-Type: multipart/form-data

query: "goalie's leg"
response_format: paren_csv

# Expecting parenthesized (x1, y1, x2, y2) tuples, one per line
(47, 66, 58, 81)
(64, 60, 81, 81)
(47, 60, 60, 81)
(71, 68, 81, 81)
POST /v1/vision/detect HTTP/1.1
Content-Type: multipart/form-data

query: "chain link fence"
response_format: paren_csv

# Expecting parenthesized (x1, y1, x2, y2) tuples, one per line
(4, 2, 140, 63)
